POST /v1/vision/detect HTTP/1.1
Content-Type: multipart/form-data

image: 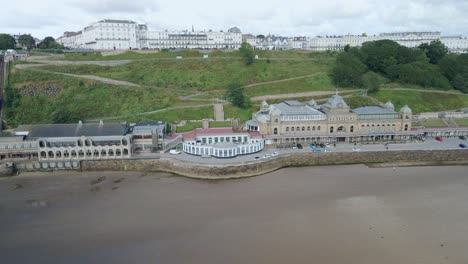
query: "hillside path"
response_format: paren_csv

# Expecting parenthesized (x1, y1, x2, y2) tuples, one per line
(251, 90, 359, 101)
(244, 72, 324, 88)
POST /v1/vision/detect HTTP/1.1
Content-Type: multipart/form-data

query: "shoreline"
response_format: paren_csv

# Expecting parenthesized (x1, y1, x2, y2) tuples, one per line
(9, 149, 467, 180)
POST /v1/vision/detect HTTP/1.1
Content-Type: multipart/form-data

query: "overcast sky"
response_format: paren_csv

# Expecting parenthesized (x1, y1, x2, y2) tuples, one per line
(1, 0, 468, 39)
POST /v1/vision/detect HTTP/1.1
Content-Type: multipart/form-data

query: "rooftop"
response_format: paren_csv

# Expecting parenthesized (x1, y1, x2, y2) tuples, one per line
(182, 128, 262, 140)
(17, 122, 128, 138)
(272, 101, 326, 116)
(352, 106, 397, 115)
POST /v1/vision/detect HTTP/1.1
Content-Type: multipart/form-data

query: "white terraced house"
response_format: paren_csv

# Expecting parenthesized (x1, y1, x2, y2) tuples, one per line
(57, 19, 242, 50)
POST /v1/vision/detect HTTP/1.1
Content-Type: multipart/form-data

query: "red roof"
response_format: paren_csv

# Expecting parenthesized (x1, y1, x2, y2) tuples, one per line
(179, 127, 263, 140)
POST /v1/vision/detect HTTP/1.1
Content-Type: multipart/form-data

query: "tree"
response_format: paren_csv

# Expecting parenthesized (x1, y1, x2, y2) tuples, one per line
(362, 71, 386, 93)
(50, 109, 81, 123)
(38, 36, 63, 49)
(360, 40, 400, 74)
(398, 62, 451, 89)
(18, 34, 35, 49)
(418, 40, 448, 64)
(0, 34, 16, 49)
(396, 46, 428, 64)
(330, 52, 367, 87)
(343, 44, 351, 52)
(239, 42, 254, 66)
(225, 82, 248, 108)
(256, 35, 265, 39)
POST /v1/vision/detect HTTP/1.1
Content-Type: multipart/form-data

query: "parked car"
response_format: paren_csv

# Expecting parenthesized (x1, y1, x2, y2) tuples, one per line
(309, 143, 316, 149)
(352, 147, 361, 152)
(297, 144, 303, 149)
(319, 143, 326, 148)
(313, 149, 321, 153)
(435, 136, 443, 142)
(254, 156, 260, 160)
(459, 144, 467, 148)
(271, 152, 279, 156)
(459, 136, 467, 140)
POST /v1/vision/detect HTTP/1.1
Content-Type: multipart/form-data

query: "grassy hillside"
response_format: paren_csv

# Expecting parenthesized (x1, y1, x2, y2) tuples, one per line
(61, 50, 338, 61)
(39, 55, 335, 91)
(5, 70, 177, 127)
(373, 90, 468, 114)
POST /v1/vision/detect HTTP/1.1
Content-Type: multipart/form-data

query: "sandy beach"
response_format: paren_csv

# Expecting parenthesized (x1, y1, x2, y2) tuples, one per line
(1, 165, 467, 263)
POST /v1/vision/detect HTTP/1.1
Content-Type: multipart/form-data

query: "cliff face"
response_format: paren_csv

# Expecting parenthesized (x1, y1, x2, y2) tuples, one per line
(80, 149, 468, 179)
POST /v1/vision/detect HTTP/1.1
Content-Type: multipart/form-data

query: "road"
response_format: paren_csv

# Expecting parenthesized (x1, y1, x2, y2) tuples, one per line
(159, 137, 467, 165)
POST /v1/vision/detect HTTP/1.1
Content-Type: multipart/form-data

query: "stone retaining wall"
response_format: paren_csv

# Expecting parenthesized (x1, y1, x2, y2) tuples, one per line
(81, 149, 468, 179)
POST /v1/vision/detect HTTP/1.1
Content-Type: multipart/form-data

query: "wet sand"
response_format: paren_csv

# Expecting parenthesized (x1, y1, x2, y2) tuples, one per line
(1, 165, 467, 264)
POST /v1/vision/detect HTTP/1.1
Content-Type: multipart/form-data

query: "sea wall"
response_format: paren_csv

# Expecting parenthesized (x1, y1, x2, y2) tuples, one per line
(80, 149, 468, 179)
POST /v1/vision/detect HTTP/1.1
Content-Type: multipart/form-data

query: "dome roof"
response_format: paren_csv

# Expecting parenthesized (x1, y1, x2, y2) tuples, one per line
(383, 100, 395, 110)
(261, 100, 269, 108)
(400, 105, 412, 114)
(307, 99, 318, 108)
(228, 27, 241, 33)
(324, 95, 349, 109)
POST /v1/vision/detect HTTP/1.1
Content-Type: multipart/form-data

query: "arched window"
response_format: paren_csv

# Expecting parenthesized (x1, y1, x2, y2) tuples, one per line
(101, 149, 107, 157)
(291, 127, 295, 132)
(40, 151, 47, 158)
(330, 126, 334, 133)
(296, 127, 300, 131)
(274, 128, 278, 135)
(39, 141, 46, 148)
(307, 126, 310, 131)
(48, 151, 54, 158)
(71, 150, 77, 158)
(350, 126, 354, 133)
(123, 149, 129, 156)
(302, 127, 305, 131)
(337, 126, 345, 132)
(312, 126, 316, 131)
(317, 126, 321, 131)
(404, 124, 408, 131)
(78, 150, 84, 157)
(286, 127, 289, 132)
(56, 151, 62, 158)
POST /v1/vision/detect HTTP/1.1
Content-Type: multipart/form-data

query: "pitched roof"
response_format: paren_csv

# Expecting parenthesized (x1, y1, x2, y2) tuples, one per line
(17, 123, 128, 138)
(352, 106, 397, 115)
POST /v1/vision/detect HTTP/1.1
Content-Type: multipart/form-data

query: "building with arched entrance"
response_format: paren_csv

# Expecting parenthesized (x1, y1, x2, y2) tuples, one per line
(16, 121, 132, 161)
(246, 95, 417, 145)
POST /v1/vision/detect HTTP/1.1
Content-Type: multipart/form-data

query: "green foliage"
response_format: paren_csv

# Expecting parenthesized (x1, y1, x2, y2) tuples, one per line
(176, 122, 203, 132)
(38, 36, 63, 49)
(6, 70, 178, 126)
(0, 34, 16, 49)
(418, 40, 448, 64)
(209, 121, 232, 128)
(439, 54, 468, 93)
(41, 55, 334, 91)
(17, 34, 35, 49)
(360, 40, 400, 73)
(239, 42, 254, 66)
(344, 95, 376, 109)
(398, 62, 451, 89)
(225, 82, 248, 108)
(373, 90, 468, 114)
(362, 71, 387, 93)
(330, 52, 366, 87)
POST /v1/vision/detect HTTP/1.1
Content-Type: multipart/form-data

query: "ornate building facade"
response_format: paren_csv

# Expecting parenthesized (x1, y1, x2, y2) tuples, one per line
(246, 95, 415, 145)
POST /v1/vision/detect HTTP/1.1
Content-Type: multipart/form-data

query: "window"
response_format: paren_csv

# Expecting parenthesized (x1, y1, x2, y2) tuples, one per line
(302, 127, 305, 131)
(307, 126, 310, 131)
(274, 128, 278, 135)
(292, 127, 295, 131)
(330, 126, 334, 133)
(296, 127, 300, 131)
(286, 127, 289, 132)
(318, 126, 321, 131)
(350, 126, 354, 133)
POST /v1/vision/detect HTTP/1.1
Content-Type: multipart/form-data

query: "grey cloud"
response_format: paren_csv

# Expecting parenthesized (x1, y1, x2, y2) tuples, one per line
(73, 0, 159, 14)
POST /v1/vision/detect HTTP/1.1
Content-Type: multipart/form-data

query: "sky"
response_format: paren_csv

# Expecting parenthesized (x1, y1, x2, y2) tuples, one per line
(1, 0, 468, 39)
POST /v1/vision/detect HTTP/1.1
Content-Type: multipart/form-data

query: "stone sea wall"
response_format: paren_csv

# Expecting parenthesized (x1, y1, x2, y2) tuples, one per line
(80, 149, 468, 179)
